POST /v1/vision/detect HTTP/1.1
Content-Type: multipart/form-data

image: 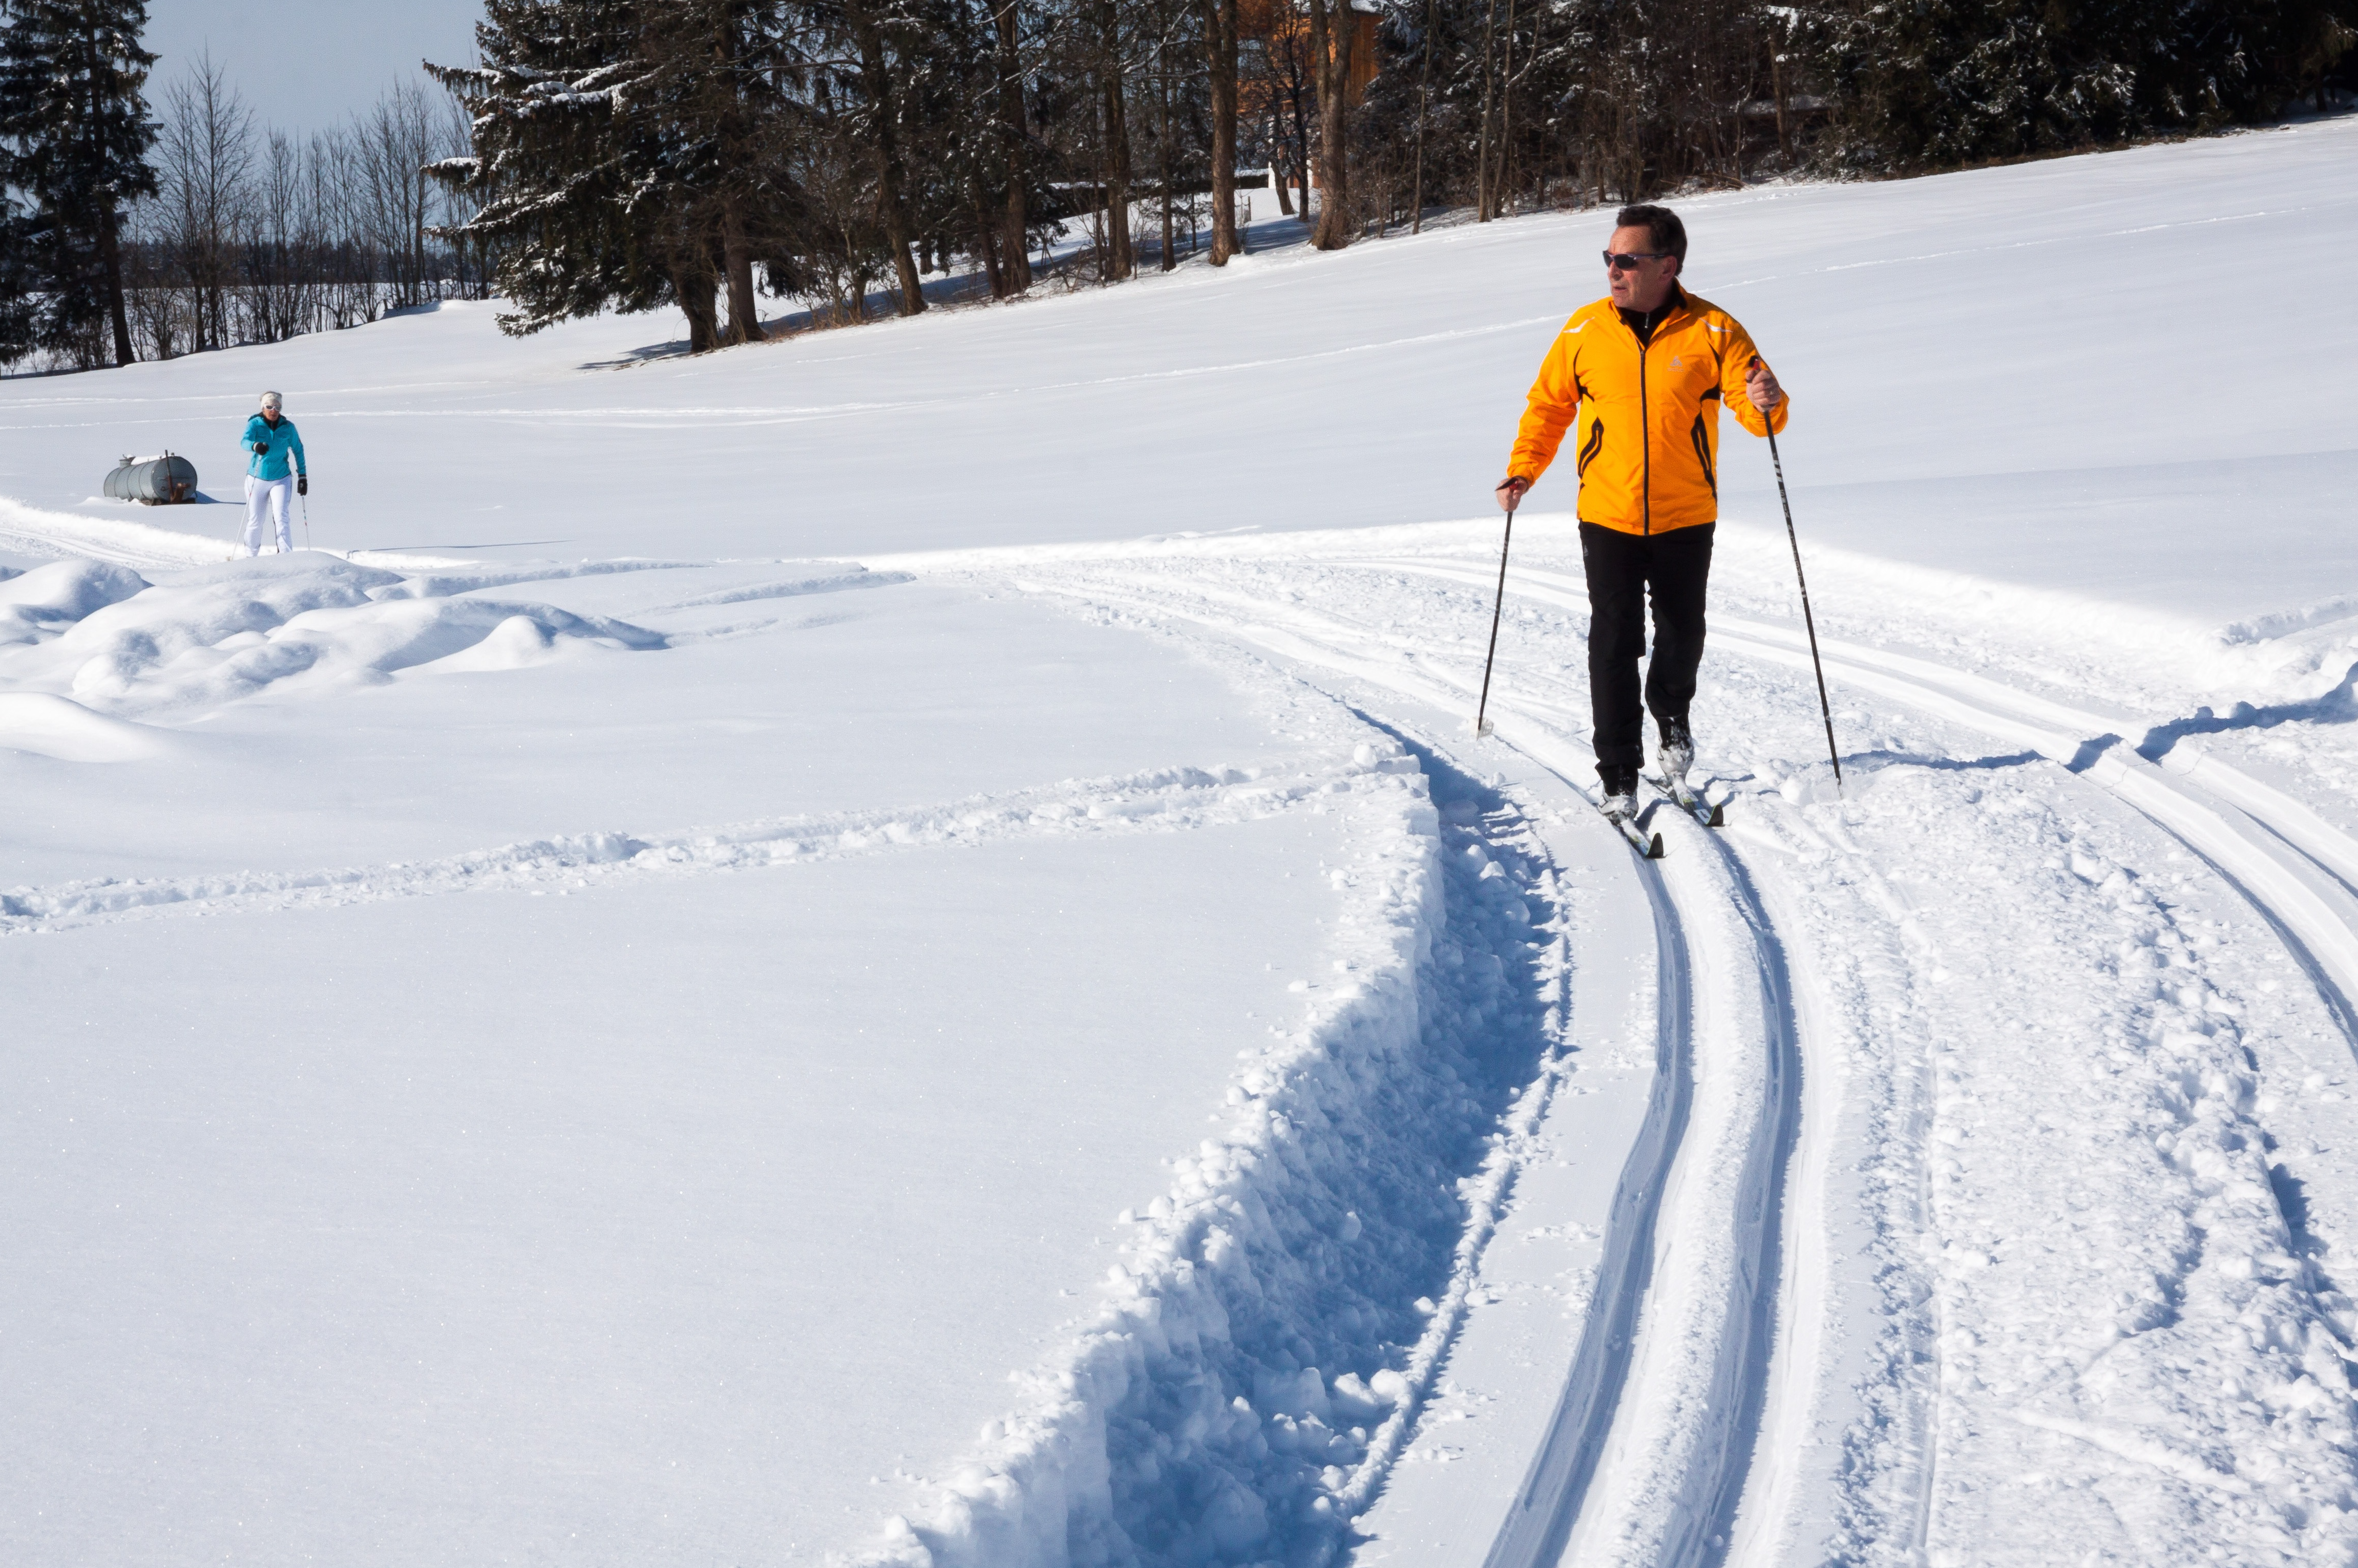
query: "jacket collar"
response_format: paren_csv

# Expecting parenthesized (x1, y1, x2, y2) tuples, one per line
(1616, 282, 1687, 340)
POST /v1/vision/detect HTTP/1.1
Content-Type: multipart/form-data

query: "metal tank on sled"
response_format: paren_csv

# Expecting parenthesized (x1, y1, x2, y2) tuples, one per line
(104, 453, 199, 505)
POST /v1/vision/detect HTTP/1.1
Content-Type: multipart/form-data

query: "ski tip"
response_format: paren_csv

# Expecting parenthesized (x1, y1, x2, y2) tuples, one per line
(1647, 833, 1666, 859)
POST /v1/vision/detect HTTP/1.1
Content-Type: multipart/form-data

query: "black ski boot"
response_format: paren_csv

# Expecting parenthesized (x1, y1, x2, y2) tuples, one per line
(1596, 762, 1664, 857)
(1651, 716, 1725, 828)
(1657, 715, 1695, 787)
(1598, 762, 1640, 823)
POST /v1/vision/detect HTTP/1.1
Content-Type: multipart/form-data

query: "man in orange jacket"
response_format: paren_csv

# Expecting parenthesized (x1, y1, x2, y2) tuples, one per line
(1495, 203, 1786, 822)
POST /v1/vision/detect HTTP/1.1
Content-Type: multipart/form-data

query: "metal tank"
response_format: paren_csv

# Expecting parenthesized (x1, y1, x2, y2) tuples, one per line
(103, 452, 199, 505)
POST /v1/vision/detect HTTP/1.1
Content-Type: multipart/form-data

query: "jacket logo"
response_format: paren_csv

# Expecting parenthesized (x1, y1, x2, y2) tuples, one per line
(1671, 356, 1685, 369)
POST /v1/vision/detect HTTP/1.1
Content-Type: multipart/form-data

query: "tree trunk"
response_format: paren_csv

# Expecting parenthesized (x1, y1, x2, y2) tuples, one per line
(1098, 4, 1133, 281)
(975, 198, 1006, 295)
(850, 5, 928, 315)
(1477, 0, 1499, 220)
(675, 263, 720, 353)
(1410, 0, 1435, 232)
(721, 200, 761, 345)
(1201, 0, 1238, 265)
(1308, 0, 1355, 249)
(994, 0, 1033, 291)
(98, 209, 134, 367)
(1157, 63, 1176, 270)
(1500, 0, 1516, 216)
(1286, 65, 1314, 223)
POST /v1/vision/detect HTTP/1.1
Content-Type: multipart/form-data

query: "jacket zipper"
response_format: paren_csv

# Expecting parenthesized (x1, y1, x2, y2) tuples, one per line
(1638, 333, 1651, 535)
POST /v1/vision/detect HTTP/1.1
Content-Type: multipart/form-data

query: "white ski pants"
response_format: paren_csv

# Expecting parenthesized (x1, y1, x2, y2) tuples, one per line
(244, 475, 294, 555)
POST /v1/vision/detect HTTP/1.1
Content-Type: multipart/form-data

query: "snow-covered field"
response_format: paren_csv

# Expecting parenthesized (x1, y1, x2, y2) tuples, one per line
(3, 114, 2355, 1567)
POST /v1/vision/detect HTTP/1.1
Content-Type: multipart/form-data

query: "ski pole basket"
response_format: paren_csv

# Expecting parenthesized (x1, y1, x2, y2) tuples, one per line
(104, 452, 199, 505)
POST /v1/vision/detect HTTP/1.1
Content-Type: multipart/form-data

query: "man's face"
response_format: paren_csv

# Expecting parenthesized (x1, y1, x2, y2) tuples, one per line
(1605, 225, 1679, 311)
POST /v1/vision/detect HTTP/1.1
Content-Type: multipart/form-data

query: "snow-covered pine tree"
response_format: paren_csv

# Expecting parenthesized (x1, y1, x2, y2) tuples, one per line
(428, 0, 687, 341)
(0, 0, 159, 369)
(429, 0, 806, 351)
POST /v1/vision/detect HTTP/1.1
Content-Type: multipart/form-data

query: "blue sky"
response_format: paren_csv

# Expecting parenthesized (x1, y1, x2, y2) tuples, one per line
(143, 0, 483, 141)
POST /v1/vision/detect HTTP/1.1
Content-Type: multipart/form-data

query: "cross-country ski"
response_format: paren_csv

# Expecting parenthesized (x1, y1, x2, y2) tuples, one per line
(2, 10, 2354, 1564)
(1649, 772, 1725, 829)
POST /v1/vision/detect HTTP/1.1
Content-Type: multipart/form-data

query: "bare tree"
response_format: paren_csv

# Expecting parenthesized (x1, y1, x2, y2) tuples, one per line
(153, 51, 252, 349)
(352, 81, 440, 309)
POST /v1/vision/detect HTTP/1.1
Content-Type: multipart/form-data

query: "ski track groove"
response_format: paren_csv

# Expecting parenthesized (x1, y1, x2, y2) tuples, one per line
(0, 749, 1409, 936)
(1019, 567, 1808, 1568)
(1334, 548, 2358, 1563)
(18, 516, 2354, 1562)
(1362, 551, 2358, 1056)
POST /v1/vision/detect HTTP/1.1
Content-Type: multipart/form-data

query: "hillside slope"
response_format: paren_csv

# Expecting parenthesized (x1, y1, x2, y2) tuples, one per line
(2, 116, 2355, 1568)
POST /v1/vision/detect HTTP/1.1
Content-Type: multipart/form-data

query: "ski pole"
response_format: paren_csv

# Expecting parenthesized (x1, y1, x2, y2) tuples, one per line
(301, 485, 310, 550)
(1473, 496, 1515, 737)
(1755, 359, 1841, 787)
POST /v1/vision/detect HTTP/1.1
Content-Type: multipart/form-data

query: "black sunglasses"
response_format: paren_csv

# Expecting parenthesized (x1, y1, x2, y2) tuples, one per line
(1603, 250, 1672, 270)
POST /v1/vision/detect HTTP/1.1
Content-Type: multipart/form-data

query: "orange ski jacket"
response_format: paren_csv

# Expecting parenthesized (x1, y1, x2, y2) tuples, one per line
(1506, 288, 1788, 536)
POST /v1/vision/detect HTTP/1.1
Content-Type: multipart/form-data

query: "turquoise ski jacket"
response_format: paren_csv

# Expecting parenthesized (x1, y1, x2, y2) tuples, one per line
(243, 414, 306, 481)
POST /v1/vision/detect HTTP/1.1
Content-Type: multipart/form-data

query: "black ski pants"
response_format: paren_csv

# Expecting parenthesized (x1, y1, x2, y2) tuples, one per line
(1580, 520, 1714, 770)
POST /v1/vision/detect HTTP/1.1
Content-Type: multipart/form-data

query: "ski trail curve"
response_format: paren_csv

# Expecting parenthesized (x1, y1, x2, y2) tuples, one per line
(1350, 549, 2358, 1564)
(1480, 813, 1694, 1568)
(1361, 554, 2358, 1052)
(1013, 566, 1807, 1568)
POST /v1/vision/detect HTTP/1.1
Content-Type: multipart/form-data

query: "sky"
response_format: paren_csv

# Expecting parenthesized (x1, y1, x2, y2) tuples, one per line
(143, 0, 483, 143)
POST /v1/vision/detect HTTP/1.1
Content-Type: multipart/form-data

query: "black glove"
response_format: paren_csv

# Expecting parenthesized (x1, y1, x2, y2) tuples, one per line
(297, 476, 307, 496)
(254, 442, 270, 454)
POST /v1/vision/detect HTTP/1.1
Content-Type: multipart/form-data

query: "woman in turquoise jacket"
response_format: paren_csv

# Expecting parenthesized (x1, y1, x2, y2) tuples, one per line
(242, 390, 308, 555)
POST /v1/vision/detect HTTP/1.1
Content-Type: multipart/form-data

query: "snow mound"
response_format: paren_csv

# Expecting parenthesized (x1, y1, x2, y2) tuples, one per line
(418, 613, 560, 672)
(0, 559, 151, 640)
(0, 692, 170, 761)
(0, 556, 667, 716)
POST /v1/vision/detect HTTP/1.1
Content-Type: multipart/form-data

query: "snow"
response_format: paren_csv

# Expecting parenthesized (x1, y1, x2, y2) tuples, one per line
(4, 114, 2358, 1568)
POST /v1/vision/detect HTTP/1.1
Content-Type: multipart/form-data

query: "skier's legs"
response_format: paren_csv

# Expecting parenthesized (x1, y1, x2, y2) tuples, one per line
(267, 479, 293, 552)
(1580, 521, 1649, 769)
(242, 476, 266, 557)
(1643, 522, 1715, 728)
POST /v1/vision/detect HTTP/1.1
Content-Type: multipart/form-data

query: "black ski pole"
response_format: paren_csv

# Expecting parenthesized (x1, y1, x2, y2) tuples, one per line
(1756, 362, 1841, 787)
(1473, 498, 1515, 737)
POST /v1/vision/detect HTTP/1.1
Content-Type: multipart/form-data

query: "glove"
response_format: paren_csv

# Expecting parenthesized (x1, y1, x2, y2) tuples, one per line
(297, 476, 308, 496)
(254, 442, 271, 454)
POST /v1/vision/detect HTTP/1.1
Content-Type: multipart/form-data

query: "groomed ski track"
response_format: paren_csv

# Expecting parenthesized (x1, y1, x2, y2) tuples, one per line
(1008, 559, 1814, 1568)
(930, 524, 2358, 1566)
(1378, 552, 2358, 1058)
(10, 517, 2358, 1564)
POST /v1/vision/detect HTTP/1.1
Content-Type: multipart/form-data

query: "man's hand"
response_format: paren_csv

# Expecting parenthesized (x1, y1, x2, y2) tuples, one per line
(296, 476, 307, 496)
(254, 441, 271, 455)
(1746, 355, 1782, 413)
(1495, 475, 1531, 514)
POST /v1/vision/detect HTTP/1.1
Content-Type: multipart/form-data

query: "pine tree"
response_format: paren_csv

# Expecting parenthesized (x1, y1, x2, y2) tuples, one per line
(0, 0, 160, 368)
(429, 0, 684, 340)
(0, 193, 36, 365)
(430, 0, 810, 351)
